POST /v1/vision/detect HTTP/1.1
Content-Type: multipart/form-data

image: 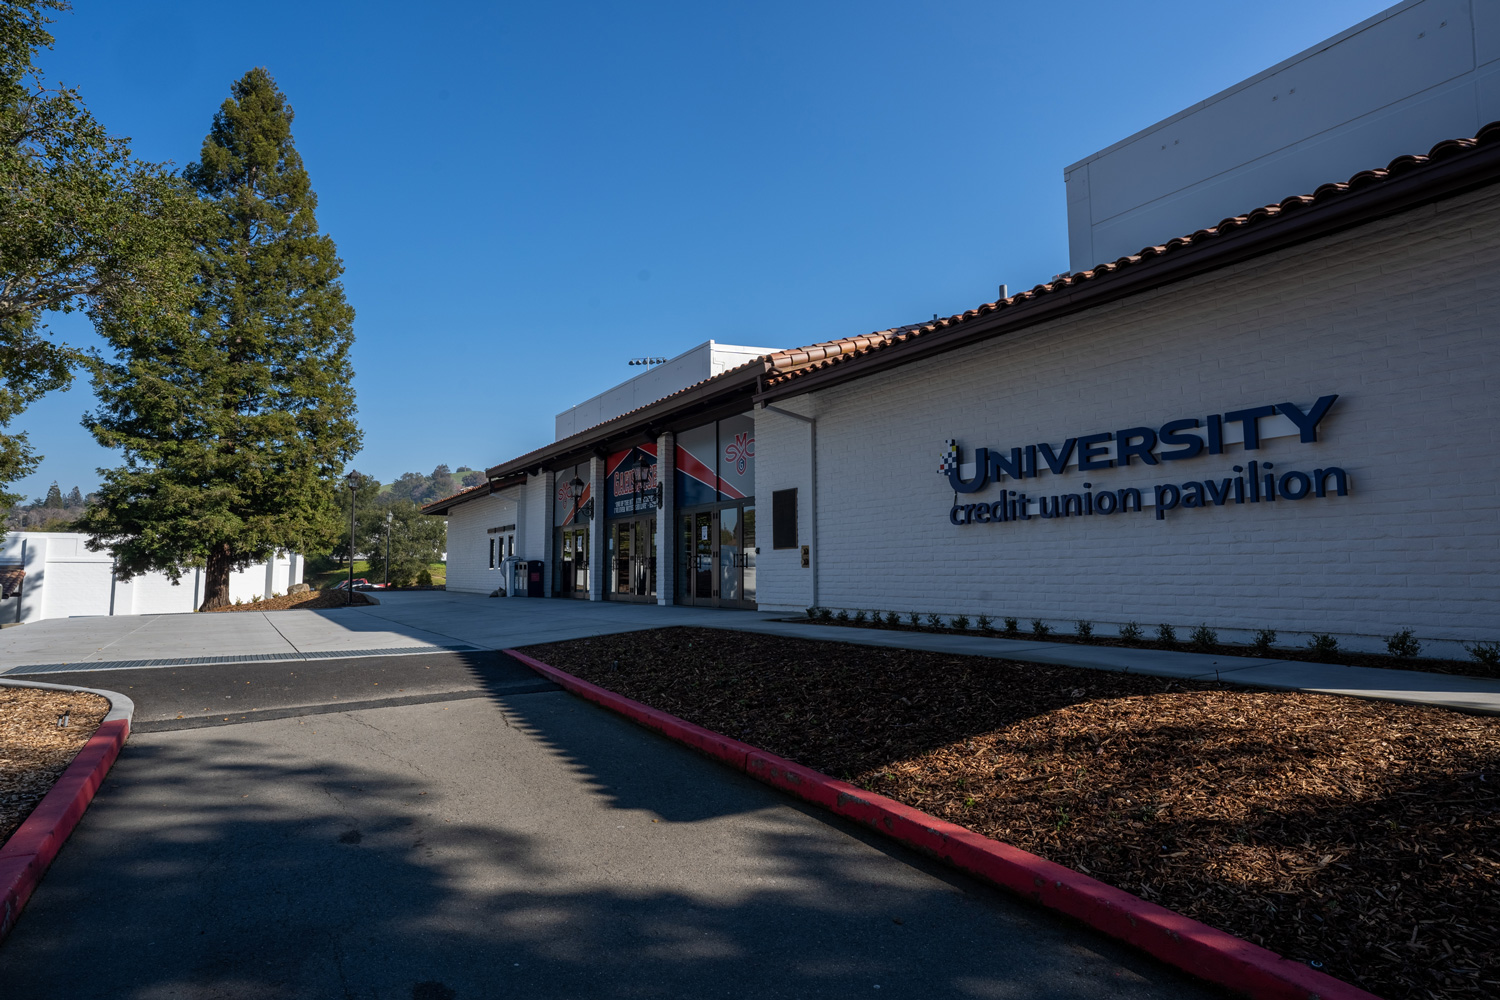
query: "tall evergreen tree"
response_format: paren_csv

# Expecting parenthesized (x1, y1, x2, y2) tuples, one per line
(64, 484, 80, 506)
(80, 68, 359, 609)
(40, 478, 59, 507)
(0, 1, 194, 515)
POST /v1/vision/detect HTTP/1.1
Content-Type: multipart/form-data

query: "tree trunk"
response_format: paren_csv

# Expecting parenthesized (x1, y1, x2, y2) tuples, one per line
(199, 542, 233, 611)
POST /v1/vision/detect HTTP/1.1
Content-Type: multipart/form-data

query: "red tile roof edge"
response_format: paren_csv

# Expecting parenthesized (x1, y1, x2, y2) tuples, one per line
(467, 328, 922, 489)
(759, 122, 1500, 394)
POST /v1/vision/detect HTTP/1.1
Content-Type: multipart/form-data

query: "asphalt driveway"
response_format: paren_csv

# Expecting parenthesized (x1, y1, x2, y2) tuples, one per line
(0, 619, 1225, 998)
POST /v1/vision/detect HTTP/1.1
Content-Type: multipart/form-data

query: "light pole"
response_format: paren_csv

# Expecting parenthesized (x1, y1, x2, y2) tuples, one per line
(384, 510, 393, 590)
(344, 471, 361, 605)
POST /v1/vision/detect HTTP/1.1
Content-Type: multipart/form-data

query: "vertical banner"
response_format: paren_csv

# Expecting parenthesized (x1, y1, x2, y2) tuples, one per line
(674, 423, 719, 508)
(605, 444, 659, 518)
(716, 412, 755, 501)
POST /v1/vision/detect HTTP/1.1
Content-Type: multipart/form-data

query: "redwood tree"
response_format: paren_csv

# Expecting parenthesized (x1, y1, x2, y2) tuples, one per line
(80, 68, 359, 609)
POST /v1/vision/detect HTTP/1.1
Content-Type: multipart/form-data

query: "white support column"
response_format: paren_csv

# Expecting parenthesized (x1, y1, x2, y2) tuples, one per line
(536, 470, 556, 597)
(656, 431, 675, 605)
(588, 455, 606, 601)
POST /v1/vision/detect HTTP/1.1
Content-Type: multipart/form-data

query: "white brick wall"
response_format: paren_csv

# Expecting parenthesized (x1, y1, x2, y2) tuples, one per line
(444, 490, 523, 595)
(755, 401, 817, 613)
(760, 185, 1500, 656)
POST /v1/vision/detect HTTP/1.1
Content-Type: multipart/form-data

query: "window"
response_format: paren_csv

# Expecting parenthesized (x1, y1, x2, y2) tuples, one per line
(772, 488, 798, 549)
(489, 538, 495, 568)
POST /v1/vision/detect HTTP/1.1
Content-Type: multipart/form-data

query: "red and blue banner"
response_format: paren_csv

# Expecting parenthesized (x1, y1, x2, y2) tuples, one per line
(674, 416, 755, 508)
(605, 444, 659, 518)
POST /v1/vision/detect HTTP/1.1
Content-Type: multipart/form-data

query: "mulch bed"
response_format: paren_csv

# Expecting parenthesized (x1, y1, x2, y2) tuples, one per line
(204, 589, 377, 612)
(0, 687, 109, 845)
(522, 627, 1500, 1000)
(789, 615, 1500, 679)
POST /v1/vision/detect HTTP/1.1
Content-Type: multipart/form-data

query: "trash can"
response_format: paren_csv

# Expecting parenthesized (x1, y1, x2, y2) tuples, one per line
(526, 560, 545, 597)
(501, 556, 524, 596)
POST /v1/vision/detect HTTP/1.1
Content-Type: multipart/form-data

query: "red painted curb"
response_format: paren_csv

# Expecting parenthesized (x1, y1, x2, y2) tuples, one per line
(0, 715, 129, 944)
(504, 649, 1383, 1000)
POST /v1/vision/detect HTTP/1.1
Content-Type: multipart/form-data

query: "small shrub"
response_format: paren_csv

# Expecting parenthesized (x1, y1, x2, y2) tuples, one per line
(1466, 641, 1500, 670)
(884, 610, 900, 627)
(1031, 618, 1051, 638)
(852, 609, 867, 624)
(1385, 628, 1421, 659)
(1156, 623, 1177, 646)
(1307, 633, 1340, 660)
(805, 606, 819, 620)
(1119, 621, 1143, 644)
(1191, 623, 1218, 650)
(951, 614, 970, 631)
(1248, 628, 1277, 656)
(1003, 617, 1020, 637)
(272, 591, 282, 599)
(977, 613, 994, 633)
(817, 607, 833, 623)
(925, 613, 943, 629)
(1075, 619, 1093, 639)
(416, 569, 433, 587)
(835, 609, 850, 623)
(908, 610, 921, 627)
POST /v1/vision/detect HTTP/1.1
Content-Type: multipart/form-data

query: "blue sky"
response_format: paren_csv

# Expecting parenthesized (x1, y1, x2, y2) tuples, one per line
(17, 0, 1394, 500)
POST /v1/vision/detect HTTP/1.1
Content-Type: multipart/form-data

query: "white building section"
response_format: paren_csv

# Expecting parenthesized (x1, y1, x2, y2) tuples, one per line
(1065, 0, 1500, 273)
(0, 532, 302, 623)
(554, 341, 777, 440)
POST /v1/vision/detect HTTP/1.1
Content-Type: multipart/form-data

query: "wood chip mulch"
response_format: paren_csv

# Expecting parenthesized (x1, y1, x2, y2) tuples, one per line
(0, 687, 109, 845)
(204, 589, 377, 612)
(522, 627, 1500, 1000)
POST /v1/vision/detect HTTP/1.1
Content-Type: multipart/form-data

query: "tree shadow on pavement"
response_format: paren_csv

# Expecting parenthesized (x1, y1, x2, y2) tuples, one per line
(0, 687, 1222, 1000)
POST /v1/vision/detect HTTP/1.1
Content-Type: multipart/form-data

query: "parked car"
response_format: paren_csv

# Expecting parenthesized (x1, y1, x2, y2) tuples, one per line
(331, 578, 378, 591)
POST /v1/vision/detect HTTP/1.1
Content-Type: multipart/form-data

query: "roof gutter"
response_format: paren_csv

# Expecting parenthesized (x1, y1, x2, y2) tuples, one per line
(757, 135, 1500, 404)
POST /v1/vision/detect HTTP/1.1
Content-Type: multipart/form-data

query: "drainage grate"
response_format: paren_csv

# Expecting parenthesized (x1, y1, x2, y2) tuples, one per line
(1, 643, 484, 676)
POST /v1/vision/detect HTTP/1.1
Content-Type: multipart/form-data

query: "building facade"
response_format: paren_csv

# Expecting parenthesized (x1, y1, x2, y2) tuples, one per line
(427, 123, 1500, 659)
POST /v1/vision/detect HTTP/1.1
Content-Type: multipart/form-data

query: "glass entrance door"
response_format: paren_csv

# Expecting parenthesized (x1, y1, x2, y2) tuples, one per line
(556, 526, 589, 598)
(677, 504, 756, 609)
(608, 517, 657, 602)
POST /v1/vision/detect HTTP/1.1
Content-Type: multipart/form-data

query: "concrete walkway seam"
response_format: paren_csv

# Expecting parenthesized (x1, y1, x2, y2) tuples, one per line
(504, 649, 1382, 1000)
(0, 679, 134, 945)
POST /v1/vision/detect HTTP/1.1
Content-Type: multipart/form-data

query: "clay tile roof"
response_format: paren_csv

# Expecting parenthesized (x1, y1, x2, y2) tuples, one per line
(466, 326, 924, 487)
(760, 122, 1500, 393)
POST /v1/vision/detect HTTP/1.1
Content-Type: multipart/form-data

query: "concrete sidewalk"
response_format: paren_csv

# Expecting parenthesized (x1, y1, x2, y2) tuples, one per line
(4, 589, 1495, 714)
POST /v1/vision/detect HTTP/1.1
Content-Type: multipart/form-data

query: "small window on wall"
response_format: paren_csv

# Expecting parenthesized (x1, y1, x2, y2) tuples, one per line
(772, 489, 798, 549)
(489, 538, 495, 568)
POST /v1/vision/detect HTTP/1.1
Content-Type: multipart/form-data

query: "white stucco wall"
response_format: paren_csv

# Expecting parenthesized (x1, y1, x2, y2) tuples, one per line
(0, 533, 302, 621)
(760, 184, 1500, 657)
(554, 341, 778, 440)
(1066, 0, 1500, 272)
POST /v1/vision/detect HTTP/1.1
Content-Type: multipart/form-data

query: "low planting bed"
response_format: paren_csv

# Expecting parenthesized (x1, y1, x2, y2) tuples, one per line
(522, 627, 1500, 1000)
(205, 589, 378, 612)
(0, 686, 109, 845)
(792, 613, 1500, 679)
